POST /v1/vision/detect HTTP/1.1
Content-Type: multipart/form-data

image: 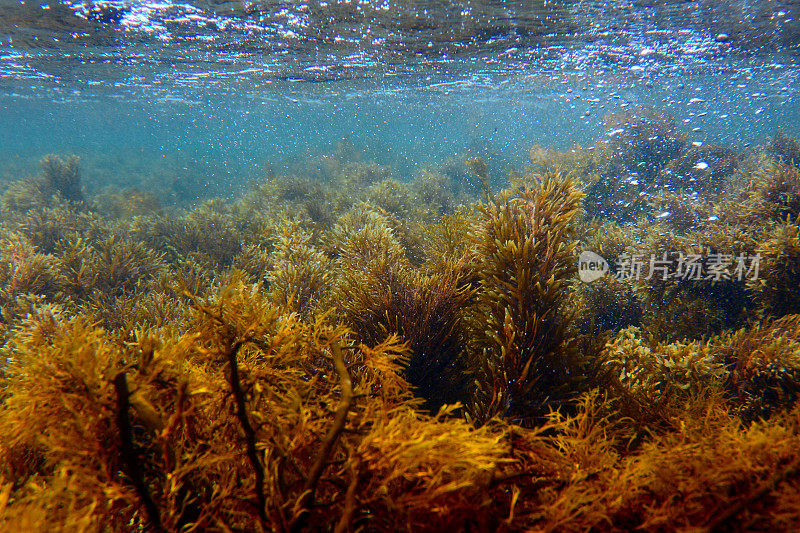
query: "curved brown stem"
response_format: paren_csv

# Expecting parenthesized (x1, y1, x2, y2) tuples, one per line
(227, 340, 268, 527)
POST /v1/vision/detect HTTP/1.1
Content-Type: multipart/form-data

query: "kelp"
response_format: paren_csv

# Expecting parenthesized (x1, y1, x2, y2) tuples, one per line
(410, 170, 458, 219)
(0, 232, 65, 304)
(422, 206, 479, 270)
(572, 276, 642, 336)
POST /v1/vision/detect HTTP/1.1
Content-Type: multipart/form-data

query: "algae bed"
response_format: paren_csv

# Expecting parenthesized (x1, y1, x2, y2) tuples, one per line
(2, 1, 800, 532)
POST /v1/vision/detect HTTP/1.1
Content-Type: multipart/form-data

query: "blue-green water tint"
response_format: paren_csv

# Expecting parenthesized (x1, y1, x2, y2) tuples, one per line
(1, 0, 799, 202)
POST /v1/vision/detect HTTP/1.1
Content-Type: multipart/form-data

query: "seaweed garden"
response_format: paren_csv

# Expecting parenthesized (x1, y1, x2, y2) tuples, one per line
(2, 106, 800, 531)
(3, 1, 800, 532)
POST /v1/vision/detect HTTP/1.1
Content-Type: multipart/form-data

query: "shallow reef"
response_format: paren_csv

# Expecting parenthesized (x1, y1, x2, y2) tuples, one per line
(2, 111, 800, 531)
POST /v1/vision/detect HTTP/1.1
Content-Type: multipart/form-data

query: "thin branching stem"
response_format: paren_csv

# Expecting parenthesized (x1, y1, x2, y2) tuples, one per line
(334, 451, 359, 533)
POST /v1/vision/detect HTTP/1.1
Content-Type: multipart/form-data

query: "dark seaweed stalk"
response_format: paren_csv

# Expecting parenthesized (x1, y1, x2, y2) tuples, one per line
(114, 372, 163, 532)
(226, 340, 268, 527)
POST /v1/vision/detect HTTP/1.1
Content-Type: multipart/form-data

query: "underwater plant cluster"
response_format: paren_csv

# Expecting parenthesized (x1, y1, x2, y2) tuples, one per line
(1, 108, 800, 531)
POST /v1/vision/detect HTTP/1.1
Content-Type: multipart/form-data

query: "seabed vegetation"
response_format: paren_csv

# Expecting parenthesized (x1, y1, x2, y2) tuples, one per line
(1, 108, 800, 531)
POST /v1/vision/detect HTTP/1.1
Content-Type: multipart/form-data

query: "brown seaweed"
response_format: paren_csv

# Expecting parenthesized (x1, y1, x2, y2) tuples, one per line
(467, 172, 587, 424)
(2, 127, 800, 532)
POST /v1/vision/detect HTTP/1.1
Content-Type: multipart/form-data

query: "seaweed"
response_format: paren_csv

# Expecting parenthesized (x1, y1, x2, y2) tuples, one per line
(328, 204, 471, 409)
(410, 170, 458, 219)
(129, 205, 244, 270)
(231, 243, 275, 284)
(713, 314, 800, 424)
(267, 219, 330, 319)
(600, 326, 728, 432)
(625, 219, 758, 341)
(465, 154, 493, 194)
(602, 107, 686, 183)
(579, 108, 693, 223)
(572, 276, 642, 336)
(572, 219, 643, 335)
(364, 178, 416, 221)
(534, 397, 800, 532)
(335, 161, 391, 188)
(661, 144, 739, 194)
(94, 187, 163, 220)
(422, 205, 481, 278)
(4, 116, 800, 532)
(39, 155, 85, 203)
(467, 172, 587, 424)
(749, 218, 800, 318)
(54, 233, 166, 302)
(528, 142, 607, 178)
(0, 233, 64, 302)
(0, 233, 65, 336)
(747, 161, 800, 221)
(646, 188, 714, 232)
(14, 206, 101, 254)
(1, 155, 85, 213)
(0, 278, 513, 532)
(767, 131, 800, 167)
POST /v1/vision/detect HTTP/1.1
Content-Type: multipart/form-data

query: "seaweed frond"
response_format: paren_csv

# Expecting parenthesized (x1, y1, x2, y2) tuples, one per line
(1, 155, 85, 213)
(749, 218, 800, 317)
(468, 172, 586, 424)
(767, 131, 800, 167)
(714, 314, 800, 423)
(268, 218, 330, 318)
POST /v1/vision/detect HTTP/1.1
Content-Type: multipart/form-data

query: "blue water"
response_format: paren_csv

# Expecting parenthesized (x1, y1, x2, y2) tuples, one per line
(1, 0, 800, 202)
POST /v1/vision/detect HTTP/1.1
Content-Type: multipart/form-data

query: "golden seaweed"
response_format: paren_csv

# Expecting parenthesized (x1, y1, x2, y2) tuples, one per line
(467, 172, 586, 424)
(2, 123, 800, 532)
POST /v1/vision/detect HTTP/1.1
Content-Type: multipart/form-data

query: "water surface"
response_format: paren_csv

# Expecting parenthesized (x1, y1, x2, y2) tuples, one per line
(1, 0, 799, 200)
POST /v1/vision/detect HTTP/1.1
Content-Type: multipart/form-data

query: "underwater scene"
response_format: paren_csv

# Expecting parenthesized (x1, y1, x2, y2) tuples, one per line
(3, 0, 800, 531)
